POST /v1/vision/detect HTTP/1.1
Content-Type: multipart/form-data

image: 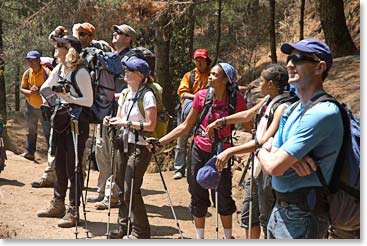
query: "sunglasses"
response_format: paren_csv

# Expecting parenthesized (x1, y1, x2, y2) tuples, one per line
(125, 67, 136, 72)
(56, 43, 67, 49)
(114, 29, 129, 36)
(287, 53, 320, 65)
(79, 32, 88, 37)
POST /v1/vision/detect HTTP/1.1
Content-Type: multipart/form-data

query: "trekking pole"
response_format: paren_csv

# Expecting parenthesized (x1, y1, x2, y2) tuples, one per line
(126, 130, 137, 239)
(84, 124, 96, 205)
(82, 125, 96, 239)
(248, 128, 256, 239)
(71, 120, 80, 239)
(152, 152, 184, 239)
(105, 125, 117, 239)
(215, 188, 219, 239)
(238, 153, 253, 188)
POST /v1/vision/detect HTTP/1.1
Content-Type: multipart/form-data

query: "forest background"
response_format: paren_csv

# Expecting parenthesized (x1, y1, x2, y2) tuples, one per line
(0, 0, 360, 132)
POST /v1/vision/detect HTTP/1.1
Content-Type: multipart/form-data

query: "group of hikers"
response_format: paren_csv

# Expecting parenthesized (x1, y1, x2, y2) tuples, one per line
(8, 20, 359, 240)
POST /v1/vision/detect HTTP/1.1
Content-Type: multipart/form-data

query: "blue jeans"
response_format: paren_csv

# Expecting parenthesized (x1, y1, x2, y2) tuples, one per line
(173, 99, 193, 175)
(173, 132, 190, 175)
(267, 203, 329, 239)
(24, 101, 51, 154)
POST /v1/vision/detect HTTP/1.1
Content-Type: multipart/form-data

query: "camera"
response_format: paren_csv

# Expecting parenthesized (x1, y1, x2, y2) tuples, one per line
(52, 84, 71, 93)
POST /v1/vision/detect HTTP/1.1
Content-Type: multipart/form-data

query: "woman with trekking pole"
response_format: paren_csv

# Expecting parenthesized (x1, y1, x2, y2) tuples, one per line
(148, 63, 246, 239)
(105, 58, 157, 239)
(205, 63, 296, 239)
(36, 34, 93, 234)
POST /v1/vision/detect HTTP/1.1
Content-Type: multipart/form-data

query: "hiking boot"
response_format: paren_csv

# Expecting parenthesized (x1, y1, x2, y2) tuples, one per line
(109, 228, 127, 239)
(31, 177, 54, 188)
(123, 235, 139, 239)
(95, 198, 119, 210)
(57, 206, 79, 228)
(37, 198, 65, 218)
(21, 152, 35, 161)
(86, 193, 104, 203)
(173, 172, 183, 180)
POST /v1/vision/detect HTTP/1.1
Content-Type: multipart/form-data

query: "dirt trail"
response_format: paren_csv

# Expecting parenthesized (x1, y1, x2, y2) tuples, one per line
(0, 149, 248, 240)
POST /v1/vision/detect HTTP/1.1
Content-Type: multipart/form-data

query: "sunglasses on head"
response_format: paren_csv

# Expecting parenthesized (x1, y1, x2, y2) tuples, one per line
(287, 53, 320, 65)
(56, 43, 67, 49)
(79, 32, 88, 37)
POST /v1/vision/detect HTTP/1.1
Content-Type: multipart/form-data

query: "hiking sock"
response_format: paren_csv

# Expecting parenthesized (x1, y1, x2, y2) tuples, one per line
(223, 228, 232, 239)
(195, 228, 205, 239)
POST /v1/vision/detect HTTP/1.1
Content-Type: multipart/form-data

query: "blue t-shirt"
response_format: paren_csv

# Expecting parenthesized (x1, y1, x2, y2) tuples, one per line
(272, 91, 343, 192)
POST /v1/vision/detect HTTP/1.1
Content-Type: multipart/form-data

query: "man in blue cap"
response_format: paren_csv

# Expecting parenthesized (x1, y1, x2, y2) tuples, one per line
(20, 50, 51, 162)
(256, 38, 343, 239)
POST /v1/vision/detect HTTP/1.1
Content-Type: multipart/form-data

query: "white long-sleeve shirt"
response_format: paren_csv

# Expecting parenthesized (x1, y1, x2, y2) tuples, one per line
(41, 64, 93, 107)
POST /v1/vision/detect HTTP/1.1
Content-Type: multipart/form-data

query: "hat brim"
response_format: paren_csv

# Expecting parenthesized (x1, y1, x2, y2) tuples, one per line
(52, 36, 69, 44)
(280, 42, 315, 55)
(26, 56, 40, 59)
(113, 25, 123, 34)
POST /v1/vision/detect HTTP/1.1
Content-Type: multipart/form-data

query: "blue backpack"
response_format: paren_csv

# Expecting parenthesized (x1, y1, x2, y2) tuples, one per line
(300, 93, 360, 231)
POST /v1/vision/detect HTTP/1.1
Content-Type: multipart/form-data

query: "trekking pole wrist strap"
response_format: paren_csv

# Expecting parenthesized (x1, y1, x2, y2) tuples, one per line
(139, 120, 144, 131)
(127, 120, 132, 128)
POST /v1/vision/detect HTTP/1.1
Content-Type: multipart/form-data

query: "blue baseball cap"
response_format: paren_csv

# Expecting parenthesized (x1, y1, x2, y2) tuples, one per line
(122, 58, 150, 77)
(196, 156, 221, 190)
(218, 63, 237, 84)
(280, 38, 333, 71)
(26, 50, 41, 59)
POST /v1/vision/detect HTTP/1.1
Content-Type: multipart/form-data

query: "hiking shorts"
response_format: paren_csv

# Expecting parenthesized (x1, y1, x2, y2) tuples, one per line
(187, 142, 236, 218)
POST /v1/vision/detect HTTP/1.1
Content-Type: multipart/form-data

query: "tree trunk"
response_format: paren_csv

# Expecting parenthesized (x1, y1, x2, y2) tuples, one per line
(0, 18, 7, 122)
(213, 0, 222, 65)
(15, 64, 20, 112)
(155, 14, 175, 120)
(269, 0, 277, 63)
(299, 0, 305, 40)
(188, 2, 196, 62)
(317, 0, 358, 57)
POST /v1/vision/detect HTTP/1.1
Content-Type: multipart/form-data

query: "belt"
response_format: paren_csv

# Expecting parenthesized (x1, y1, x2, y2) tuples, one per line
(274, 187, 328, 213)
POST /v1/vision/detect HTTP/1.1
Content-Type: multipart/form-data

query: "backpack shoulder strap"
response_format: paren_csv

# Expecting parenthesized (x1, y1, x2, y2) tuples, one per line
(193, 87, 214, 134)
(189, 69, 195, 92)
(25, 68, 31, 82)
(137, 85, 152, 118)
(303, 93, 352, 193)
(69, 66, 84, 97)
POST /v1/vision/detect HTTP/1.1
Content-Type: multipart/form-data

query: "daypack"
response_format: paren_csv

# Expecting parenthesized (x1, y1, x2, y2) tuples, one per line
(123, 47, 156, 76)
(25, 66, 50, 83)
(120, 82, 170, 139)
(81, 47, 123, 123)
(290, 92, 360, 231)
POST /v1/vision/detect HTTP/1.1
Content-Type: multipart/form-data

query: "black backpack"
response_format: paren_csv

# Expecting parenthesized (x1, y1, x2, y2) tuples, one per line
(122, 47, 156, 76)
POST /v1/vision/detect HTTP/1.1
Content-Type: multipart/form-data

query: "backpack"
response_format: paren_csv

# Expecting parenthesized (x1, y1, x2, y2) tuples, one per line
(81, 47, 123, 123)
(120, 82, 170, 139)
(290, 92, 360, 231)
(123, 47, 156, 76)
